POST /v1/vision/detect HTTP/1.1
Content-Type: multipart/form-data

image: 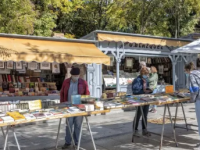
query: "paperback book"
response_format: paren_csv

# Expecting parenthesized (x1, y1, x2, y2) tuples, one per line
(7, 112, 25, 121)
(1, 116, 14, 123)
(23, 114, 36, 120)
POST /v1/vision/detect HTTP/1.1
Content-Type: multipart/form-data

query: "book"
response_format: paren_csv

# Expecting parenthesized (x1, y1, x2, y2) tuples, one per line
(49, 110, 64, 116)
(25, 76, 30, 82)
(0, 75, 3, 83)
(44, 112, 54, 118)
(7, 112, 25, 121)
(1, 116, 14, 123)
(0, 112, 6, 117)
(33, 113, 46, 119)
(73, 104, 86, 111)
(7, 75, 11, 82)
(0, 118, 3, 124)
(23, 114, 36, 120)
(67, 107, 82, 114)
(12, 75, 16, 83)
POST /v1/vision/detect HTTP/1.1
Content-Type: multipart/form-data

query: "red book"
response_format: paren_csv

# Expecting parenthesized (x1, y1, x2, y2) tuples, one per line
(18, 76, 21, 82)
(7, 75, 11, 82)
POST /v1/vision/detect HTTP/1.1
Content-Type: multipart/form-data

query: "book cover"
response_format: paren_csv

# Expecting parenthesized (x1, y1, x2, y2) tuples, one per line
(73, 104, 86, 111)
(67, 107, 81, 114)
(12, 75, 16, 83)
(0, 112, 6, 117)
(23, 114, 36, 120)
(7, 75, 11, 82)
(7, 112, 25, 121)
(33, 113, 46, 119)
(5, 74, 8, 82)
(29, 82, 34, 88)
(49, 110, 64, 116)
(0, 75, 3, 83)
(25, 76, 30, 82)
(44, 112, 54, 118)
(1, 116, 14, 123)
(0, 118, 3, 124)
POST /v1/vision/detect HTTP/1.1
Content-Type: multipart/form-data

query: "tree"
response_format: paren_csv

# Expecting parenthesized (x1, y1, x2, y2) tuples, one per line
(0, 0, 36, 35)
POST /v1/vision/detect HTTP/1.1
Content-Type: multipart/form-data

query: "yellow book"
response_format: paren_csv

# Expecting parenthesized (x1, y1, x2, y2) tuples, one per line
(7, 112, 25, 121)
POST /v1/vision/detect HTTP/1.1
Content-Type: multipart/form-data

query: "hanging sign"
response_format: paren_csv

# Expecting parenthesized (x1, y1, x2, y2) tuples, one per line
(28, 100, 42, 110)
(52, 62, 60, 74)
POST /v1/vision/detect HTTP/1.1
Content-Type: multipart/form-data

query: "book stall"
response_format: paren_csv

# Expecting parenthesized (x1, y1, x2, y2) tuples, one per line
(102, 56, 172, 96)
(0, 97, 109, 150)
(0, 33, 111, 150)
(0, 33, 110, 101)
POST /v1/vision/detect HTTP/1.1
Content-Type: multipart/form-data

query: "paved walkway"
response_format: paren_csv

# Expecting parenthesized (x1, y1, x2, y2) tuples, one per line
(0, 103, 199, 150)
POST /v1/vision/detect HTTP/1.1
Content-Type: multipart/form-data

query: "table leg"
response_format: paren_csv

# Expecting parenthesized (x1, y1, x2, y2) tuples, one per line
(85, 116, 97, 150)
(140, 106, 147, 130)
(77, 117, 84, 150)
(159, 105, 167, 150)
(132, 106, 138, 142)
(180, 102, 188, 131)
(1, 127, 5, 137)
(167, 104, 178, 147)
(55, 118, 62, 149)
(3, 126, 9, 150)
(174, 103, 179, 129)
(66, 118, 75, 147)
(12, 126, 21, 150)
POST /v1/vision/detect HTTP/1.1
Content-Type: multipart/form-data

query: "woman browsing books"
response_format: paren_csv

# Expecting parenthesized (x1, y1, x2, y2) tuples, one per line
(132, 67, 151, 136)
(148, 66, 158, 113)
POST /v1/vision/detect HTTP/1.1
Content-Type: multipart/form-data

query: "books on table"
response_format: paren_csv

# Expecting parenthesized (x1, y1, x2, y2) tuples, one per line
(23, 114, 36, 120)
(1, 116, 14, 123)
(7, 112, 25, 121)
(44, 112, 54, 118)
(67, 107, 82, 114)
(32, 113, 46, 119)
(49, 110, 64, 116)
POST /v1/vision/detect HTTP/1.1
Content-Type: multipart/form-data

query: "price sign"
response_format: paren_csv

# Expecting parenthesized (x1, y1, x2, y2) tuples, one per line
(29, 100, 42, 110)
(165, 85, 174, 94)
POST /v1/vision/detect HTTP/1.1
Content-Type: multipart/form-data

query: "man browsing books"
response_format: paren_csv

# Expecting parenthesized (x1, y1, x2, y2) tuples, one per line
(60, 67, 90, 149)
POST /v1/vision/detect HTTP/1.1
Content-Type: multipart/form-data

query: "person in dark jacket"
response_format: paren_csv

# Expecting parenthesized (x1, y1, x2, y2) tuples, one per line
(132, 67, 151, 136)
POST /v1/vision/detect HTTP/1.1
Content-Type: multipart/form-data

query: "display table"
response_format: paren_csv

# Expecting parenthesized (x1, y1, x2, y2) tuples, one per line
(103, 94, 190, 150)
(0, 109, 110, 150)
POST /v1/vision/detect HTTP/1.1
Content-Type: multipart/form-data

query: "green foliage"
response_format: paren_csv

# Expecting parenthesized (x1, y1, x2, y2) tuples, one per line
(0, 0, 200, 38)
(0, 0, 36, 34)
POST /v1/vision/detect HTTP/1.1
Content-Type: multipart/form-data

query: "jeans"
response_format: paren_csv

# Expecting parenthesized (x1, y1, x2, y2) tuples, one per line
(133, 105, 150, 130)
(195, 100, 200, 137)
(65, 116, 83, 145)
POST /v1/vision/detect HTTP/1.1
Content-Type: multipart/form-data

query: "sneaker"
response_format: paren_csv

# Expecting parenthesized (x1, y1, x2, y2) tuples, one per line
(142, 129, 151, 136)
(194, 143, 200, 150)
(149, 108, 153, 112)
(151, 108, 157, 113)
(134, 129, 140, 136)
(62, 143, 71, 149)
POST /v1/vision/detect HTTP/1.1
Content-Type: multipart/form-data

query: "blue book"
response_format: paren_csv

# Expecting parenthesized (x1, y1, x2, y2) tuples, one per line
(71, 95, 81, 104)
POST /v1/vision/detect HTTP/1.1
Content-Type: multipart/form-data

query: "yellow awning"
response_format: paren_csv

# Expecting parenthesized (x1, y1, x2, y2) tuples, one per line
(97, 33, 190, 47)
(0, 37, 110, 65)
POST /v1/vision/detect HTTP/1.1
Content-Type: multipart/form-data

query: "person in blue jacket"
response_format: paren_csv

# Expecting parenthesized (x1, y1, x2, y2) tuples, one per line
(132, 67, 152, 136)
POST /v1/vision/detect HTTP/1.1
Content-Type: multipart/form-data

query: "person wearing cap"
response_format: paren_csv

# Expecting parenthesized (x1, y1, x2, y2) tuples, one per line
(60, 67, 90, 149)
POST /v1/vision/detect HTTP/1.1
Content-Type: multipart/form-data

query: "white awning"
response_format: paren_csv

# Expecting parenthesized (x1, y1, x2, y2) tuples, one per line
(171, 39, 200, 53)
